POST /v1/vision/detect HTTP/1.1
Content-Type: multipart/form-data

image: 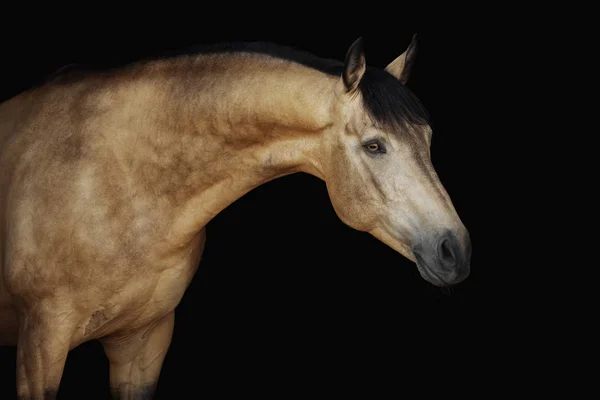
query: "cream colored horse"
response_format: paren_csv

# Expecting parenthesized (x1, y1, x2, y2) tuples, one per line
(0, 36, 470, 399)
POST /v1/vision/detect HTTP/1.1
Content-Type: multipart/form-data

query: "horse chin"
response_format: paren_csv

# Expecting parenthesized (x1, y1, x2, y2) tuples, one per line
(414, 256, 448, 287)
(370, 226, 452, 288)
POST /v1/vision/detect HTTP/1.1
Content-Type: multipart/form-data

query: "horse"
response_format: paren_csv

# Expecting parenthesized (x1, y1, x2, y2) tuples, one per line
(0, 35, 471, 399)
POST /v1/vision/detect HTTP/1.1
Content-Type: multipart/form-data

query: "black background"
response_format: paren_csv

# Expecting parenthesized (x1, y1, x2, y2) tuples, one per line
(0, 7, 532, 399)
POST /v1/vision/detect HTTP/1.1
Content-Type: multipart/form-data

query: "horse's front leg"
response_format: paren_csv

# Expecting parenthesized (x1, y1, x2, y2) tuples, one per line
(100, 311, 175, 400)
(16, 301, 78, 399)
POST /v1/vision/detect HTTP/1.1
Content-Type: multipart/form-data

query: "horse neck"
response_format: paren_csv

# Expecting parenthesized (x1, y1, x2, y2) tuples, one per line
(114, 54, 337, 242)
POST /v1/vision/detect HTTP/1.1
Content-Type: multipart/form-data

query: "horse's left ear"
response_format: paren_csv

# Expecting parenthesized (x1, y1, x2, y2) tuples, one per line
(343, 37, 366, 93)
(385, 34, 418, 84)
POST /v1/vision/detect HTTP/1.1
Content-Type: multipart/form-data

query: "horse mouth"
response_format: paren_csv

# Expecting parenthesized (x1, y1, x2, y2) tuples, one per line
(414, 254, 447, 287)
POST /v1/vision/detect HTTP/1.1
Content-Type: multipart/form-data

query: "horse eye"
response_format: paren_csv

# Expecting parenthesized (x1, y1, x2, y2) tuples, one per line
(364, 141, 385, 154)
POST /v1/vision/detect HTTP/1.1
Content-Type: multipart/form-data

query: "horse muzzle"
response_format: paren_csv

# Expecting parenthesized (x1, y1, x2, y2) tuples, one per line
(412, 229, 471, 287)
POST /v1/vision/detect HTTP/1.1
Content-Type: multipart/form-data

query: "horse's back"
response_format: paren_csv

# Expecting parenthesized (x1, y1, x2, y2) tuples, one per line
(0, 84, 86, 342)
(0, 74, 204, 345)
(0, 80, 124, 332)
(0, 89, 44, 344)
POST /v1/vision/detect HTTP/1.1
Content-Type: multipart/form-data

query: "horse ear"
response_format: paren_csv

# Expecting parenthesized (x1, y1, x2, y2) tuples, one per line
(343, 37, 366, 93)
(385, 34, 418, 84)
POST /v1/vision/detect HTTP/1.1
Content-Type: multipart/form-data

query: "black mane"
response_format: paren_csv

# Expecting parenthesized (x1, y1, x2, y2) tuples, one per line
(48, 41, 430, 130)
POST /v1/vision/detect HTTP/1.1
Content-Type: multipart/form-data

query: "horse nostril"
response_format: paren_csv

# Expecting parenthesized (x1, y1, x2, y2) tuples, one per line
(439, 237, 457, 268)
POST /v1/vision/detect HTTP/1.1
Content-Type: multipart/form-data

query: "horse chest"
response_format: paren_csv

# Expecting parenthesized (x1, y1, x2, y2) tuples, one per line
(89, 228, 207, 337)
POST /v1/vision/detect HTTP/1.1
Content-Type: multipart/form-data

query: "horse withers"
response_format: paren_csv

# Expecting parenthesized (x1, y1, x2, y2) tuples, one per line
(0, 36, 470, 399)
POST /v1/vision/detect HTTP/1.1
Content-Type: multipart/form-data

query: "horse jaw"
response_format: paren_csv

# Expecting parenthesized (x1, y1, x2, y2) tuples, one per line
(368, 226, 416, 263)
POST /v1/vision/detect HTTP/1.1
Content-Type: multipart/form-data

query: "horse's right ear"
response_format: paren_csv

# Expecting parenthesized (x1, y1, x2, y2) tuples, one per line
(385, 34, 417, 84)
(342, 37, 366, 93)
